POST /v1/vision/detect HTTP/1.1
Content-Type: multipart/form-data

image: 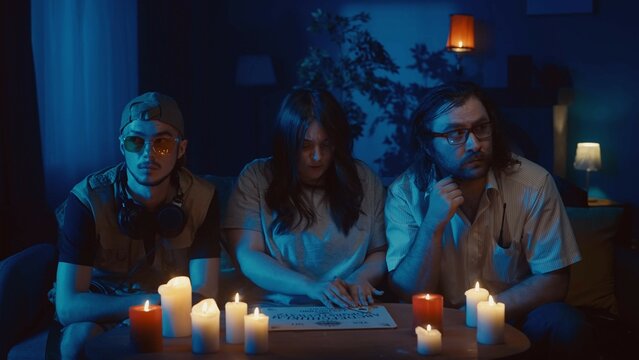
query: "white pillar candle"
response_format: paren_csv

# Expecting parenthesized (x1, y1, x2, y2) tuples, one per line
(465, 281, 489, 327)
(158, 276, 192, 337)
(415, 324, 442, 355)
(476, 295, 505, 344)
(191, 299, 220, 354)
(225, 293, 248, 344)
(244, 307, 269, 354)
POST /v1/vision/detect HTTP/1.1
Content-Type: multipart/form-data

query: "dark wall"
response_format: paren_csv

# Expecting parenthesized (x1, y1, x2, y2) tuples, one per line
(137, 0, 334, 177)
(481, 0, 639, 234)
(1, 1, 56, 259)
(137, 0, 639, 237)
(24, 0, 639, 256)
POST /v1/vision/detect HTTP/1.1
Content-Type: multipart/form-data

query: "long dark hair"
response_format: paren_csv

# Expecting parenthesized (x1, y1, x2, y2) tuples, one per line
(411, 82, 519, 190)
(266, 88, 363, 235)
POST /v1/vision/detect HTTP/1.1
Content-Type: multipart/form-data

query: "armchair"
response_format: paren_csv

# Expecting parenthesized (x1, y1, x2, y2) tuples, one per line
(0, 243, 57, 359)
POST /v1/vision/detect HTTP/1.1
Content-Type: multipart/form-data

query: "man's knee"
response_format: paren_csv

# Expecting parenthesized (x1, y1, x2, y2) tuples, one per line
(60, 322, 104, 360)
(521, 302, 594, 359)
(525, 302, 591, 337)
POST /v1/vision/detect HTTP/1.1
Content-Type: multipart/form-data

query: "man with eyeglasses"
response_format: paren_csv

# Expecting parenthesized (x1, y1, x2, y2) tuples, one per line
(50, 92, 221, 359)
(385, 82, 592, 359)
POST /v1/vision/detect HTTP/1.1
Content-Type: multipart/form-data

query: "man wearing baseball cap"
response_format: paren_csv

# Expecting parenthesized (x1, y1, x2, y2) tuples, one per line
(49, 92, 221, 359)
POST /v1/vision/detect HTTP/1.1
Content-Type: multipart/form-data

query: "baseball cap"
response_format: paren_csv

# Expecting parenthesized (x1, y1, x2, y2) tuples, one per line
(120, 92, 184, 136)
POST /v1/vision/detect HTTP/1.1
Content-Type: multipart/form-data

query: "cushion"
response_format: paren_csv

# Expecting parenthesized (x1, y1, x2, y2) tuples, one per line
(7, 330, 48, 360)
(201, 174, 236, 266)
(564, 206, 624, 315)
(200, 175, 236, 221)
(200, 175, 268, 303)
(0, 244, 57, 358)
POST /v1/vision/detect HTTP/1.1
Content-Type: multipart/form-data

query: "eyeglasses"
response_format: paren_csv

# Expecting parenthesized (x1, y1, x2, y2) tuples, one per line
(428, 122, 493, 145)
(119, 135, 180, 156)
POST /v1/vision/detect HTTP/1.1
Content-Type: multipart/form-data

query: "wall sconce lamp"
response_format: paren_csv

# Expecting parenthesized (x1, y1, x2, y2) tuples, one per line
(446, 14, 475, 75)
(573, 142, 601, 195)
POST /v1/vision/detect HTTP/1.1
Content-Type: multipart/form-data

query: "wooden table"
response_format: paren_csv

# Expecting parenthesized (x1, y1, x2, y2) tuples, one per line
(85, 303, 529, 359)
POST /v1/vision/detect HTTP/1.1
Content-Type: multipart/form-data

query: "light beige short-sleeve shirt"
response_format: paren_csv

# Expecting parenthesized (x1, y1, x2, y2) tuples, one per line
(224, 157, 387, 282)
(385, 156, 581, 306)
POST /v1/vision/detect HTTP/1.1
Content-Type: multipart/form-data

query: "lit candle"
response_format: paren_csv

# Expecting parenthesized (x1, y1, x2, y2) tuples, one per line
(244, 307, 269, 354)
(476, 295, 505, 344)
(415, 324, 442, 355)
(129, 300, 162, 352)
(464, 281, 489, 327)
(412, 293, 444, 332)
(157, 276, 192, 337)
(225, 293, 248, 344)
(191, 299, 220, 354)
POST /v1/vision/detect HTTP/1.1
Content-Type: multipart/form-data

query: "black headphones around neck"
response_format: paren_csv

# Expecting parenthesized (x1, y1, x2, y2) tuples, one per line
(116, 166, 187, 239)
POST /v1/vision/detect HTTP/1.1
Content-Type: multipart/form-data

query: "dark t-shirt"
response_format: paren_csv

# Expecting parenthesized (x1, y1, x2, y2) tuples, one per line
(59, 193, 221, 266)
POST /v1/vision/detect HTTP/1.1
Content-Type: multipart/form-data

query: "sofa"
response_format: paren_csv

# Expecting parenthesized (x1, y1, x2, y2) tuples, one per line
(563, 204, 638, 358)
(0, 243, 57, 359)
(2, 175, 638, 359)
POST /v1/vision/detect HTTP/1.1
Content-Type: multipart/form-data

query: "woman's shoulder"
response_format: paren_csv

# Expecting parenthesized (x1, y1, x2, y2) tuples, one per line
(353, 159, 383, 189)
(239, 157, 273, 179)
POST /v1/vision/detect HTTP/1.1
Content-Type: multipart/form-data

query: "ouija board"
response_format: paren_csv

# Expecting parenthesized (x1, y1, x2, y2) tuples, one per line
(261, 305, 397, 331)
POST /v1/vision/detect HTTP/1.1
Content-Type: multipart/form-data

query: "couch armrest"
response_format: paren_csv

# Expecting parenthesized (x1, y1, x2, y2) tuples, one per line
(0, 243, 57, 358)
(615, 245, 639, 331)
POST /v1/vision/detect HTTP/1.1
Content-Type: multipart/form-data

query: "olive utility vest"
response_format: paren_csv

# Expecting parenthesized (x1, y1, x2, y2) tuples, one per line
(66, 163, 215, 292)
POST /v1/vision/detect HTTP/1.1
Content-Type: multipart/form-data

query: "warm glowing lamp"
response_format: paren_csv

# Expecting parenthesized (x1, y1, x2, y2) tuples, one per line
(573, 142, 601, 194)
(446, 14, 475, 52)
(446, 14, 474, 75)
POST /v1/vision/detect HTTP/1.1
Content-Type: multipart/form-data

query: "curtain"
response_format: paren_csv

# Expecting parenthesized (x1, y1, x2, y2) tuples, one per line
(31, 0, 138, 208)
(0, 1, 54, 258)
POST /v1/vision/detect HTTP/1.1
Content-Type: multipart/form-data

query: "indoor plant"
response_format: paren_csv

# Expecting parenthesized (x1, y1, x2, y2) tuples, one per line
(297, 9, 457, 176)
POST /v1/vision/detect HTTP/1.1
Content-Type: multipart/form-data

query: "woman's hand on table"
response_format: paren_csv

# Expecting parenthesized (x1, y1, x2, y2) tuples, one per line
(306, 278, 358, 308)
(341, 278, 384, 307)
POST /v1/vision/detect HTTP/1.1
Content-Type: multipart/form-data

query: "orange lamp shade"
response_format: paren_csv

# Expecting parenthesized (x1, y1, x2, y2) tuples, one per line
(446, 14, 475, 52)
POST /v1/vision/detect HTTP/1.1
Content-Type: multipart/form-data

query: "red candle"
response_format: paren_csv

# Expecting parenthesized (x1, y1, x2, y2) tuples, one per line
(129, 300, 163, 352)
(412, 293, 444, 332)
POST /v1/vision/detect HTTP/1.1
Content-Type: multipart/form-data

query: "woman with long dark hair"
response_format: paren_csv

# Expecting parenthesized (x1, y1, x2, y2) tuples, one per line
(224, 88, 387, 307)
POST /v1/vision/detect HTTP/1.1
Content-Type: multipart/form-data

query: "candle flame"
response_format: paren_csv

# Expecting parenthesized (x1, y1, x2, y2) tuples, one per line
(489, 295, 495, 305)
(458, 40, 463, 48)
(235, 293, 239, 303)
(254, 307, 260, 317)
(144, 300, 150, 312)
(425, 293, 430, 300)
(475, 281, 480, 290)
(427, 324, 432, 332)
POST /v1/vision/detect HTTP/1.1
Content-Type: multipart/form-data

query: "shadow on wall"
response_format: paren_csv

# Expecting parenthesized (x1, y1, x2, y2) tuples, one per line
(295, 9, 481, 178)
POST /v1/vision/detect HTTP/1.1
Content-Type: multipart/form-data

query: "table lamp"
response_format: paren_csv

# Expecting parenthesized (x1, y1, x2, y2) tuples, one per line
(573, 142, 601, 195)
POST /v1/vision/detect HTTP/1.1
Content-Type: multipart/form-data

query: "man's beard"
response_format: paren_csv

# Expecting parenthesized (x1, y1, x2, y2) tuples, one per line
(438, 152, 492, 181)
